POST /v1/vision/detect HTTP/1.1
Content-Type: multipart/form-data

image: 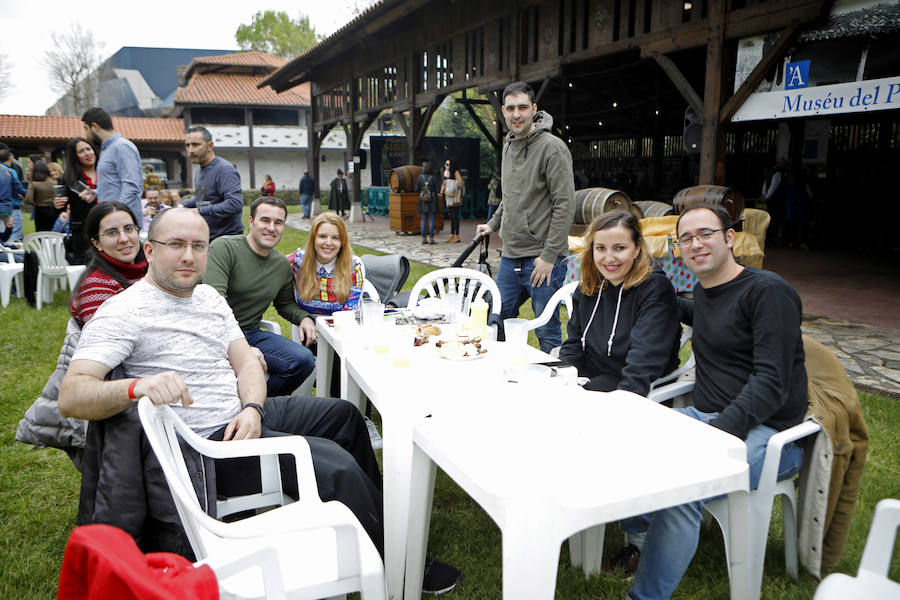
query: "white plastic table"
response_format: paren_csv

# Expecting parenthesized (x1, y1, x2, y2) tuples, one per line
(403, 388, 752, 600)
(340, 329, 553, 600)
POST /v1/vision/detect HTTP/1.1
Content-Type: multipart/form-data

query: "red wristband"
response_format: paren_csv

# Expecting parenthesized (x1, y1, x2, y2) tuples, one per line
(127, 378, 142, 400)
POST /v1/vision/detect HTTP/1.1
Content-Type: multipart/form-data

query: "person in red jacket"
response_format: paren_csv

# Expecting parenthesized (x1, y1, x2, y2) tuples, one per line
(261, 174, 276, 196)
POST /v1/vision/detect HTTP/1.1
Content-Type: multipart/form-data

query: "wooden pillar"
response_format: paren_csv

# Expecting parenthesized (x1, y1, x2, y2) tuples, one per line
(408, 57, 418, 165)
(183, 107, 193, 188)
(246, 107, 256, 189)
(699, 0, 727, 185)
(309, 98, 322, 214)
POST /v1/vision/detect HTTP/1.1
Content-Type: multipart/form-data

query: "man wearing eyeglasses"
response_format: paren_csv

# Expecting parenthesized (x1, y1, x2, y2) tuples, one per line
(59, 207, 383, 557)
(622, 204, 807, 600)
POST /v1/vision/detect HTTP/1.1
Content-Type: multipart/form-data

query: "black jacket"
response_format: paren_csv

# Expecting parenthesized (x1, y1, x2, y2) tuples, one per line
(559, 270, 680, 396)
(77, 403, 216, 558)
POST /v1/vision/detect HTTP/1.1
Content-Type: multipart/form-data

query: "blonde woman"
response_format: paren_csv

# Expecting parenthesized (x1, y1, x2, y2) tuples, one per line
(558, 210, 680, 396)
(287, 213, 363, 339)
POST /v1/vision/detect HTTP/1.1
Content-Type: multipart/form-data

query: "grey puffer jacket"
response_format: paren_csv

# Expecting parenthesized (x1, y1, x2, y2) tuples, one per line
(16, 319, 93, 470)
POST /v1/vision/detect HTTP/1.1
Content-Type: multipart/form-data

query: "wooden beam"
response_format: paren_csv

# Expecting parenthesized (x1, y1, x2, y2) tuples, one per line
(394, 110, 409, 136)
(652, 54, 704, 117)
(699, 0, 727, 185)
(415, 95, 446, 149)
(457, 93, 501, 152)
(640, 0, 823, 57)
(719, 25, 800, 124)
(535, 77, 552, 103)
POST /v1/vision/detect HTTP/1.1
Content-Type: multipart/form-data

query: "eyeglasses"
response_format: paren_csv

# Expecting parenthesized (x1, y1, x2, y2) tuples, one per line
(149, 239, 209, 253)
(673, 228, 724, 247)
(100, 224, 139, 239)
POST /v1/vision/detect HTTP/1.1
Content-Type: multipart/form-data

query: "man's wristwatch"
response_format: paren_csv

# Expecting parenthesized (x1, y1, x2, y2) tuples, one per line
(243, 402, 265, 420)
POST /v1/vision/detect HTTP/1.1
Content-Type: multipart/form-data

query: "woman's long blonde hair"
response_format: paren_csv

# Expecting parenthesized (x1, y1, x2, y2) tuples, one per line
(580, 210, 652, 296)
(296, 213, 353, 303)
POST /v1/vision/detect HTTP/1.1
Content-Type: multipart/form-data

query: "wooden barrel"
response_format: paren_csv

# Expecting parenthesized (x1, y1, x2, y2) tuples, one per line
(672, 185, 744, 223)
(573, 188, 634, 225)
(635, 201, 676, 218)
(389, 165, 423, 193)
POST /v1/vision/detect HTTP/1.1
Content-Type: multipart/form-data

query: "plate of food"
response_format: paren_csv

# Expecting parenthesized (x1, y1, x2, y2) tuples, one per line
(435, 338, 487, 361)
(411, 297, 445, 320)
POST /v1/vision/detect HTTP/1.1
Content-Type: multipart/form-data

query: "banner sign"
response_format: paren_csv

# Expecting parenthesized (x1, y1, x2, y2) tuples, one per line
(731, 75, 900, 122)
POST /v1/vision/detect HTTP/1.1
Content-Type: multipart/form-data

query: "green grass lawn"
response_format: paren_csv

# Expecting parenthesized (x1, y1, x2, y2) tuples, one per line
(1, 206, 898, 598)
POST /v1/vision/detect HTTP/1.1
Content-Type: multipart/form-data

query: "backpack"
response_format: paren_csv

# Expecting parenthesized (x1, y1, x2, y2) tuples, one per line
(419, 176, 434, 206)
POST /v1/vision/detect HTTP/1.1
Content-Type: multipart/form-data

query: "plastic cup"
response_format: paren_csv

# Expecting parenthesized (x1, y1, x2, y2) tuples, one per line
(390, 326, 415, 368)
(372, 316, 394, 356)
(504, 318, 531, 366)
(444, 291, 459, 323)
(362, 301, 385, 326)
(331, 310, 357, 336)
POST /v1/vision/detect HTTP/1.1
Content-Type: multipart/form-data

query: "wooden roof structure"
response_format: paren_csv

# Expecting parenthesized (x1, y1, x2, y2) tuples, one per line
(261, 0, 830, 194)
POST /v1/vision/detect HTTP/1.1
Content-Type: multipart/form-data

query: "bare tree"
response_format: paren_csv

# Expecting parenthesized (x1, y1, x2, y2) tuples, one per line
(41, 24, 104, 115)
(0, 53, 12, 102)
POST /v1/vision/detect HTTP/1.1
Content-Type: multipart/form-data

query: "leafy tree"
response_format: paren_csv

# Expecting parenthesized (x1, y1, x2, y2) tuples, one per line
(235, 10, 320, 59)
(427, 91, 500, 179)
(41, 24, 104, 115)
(0, 53, 11, 102)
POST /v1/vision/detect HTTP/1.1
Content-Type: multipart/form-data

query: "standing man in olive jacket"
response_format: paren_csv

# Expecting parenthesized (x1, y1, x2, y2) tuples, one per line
(476, 81, 575, 353)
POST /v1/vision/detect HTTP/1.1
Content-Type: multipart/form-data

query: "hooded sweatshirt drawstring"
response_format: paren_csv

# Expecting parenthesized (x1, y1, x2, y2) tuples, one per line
(581, 281, 625, 356)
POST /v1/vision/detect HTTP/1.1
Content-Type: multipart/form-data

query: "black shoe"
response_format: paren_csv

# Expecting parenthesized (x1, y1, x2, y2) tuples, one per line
(602, 544, 640, 576)
(422, 556, 462, 595)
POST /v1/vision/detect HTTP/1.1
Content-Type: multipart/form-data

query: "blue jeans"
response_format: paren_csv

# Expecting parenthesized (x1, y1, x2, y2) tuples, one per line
(243, 328, 315, 397)
(624, 407, 804, 600)
(420, 212, 435, 238)
(496, 256, 566, 353)
(10, 209, 23, 241)
(300, 193, 312, 217)
(486, 203, 499, 221)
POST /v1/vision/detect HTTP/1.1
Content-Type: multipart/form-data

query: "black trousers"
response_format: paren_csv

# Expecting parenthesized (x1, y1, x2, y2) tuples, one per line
(211, 395, 384, 555)
(448, 205, 461, 235)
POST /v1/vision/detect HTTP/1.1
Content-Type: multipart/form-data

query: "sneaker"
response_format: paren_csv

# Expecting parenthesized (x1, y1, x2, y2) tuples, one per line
(603, 544, 640, 576)
(422, 556, 462, 595)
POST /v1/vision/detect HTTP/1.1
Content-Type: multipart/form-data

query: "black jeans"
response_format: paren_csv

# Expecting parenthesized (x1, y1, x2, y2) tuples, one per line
(448, 205, 460, 235)
(211, 395, 384, 555)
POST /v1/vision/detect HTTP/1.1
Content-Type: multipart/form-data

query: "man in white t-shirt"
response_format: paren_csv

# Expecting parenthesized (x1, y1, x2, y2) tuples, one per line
(58, 207, 383, 550)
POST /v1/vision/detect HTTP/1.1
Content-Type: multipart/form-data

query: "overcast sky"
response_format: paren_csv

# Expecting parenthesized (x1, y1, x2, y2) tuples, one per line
(0, 1, 362, 115)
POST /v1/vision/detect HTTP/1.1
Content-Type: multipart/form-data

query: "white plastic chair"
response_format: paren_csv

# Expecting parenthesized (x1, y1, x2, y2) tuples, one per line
(705, 418, 822, 588)
(813, 498, 900, 599)
(259, 319, 316, 397)
(0, 243, 24, 308)
(24, 232, 85, 309)
(526, 280, 579, 331)
(406, 267, 502, 337)
(646, 326, 695, 404)
(137, 397, 387, 600)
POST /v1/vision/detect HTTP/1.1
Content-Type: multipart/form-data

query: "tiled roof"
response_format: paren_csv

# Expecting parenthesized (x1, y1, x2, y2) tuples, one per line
(175, 73, 309, 106)
(190, 51, 287, 69)
(0, 115, 186, 144)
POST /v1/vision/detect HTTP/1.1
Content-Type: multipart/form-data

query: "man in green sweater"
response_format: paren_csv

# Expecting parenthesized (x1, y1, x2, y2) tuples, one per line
(204, 197, 316, 396)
